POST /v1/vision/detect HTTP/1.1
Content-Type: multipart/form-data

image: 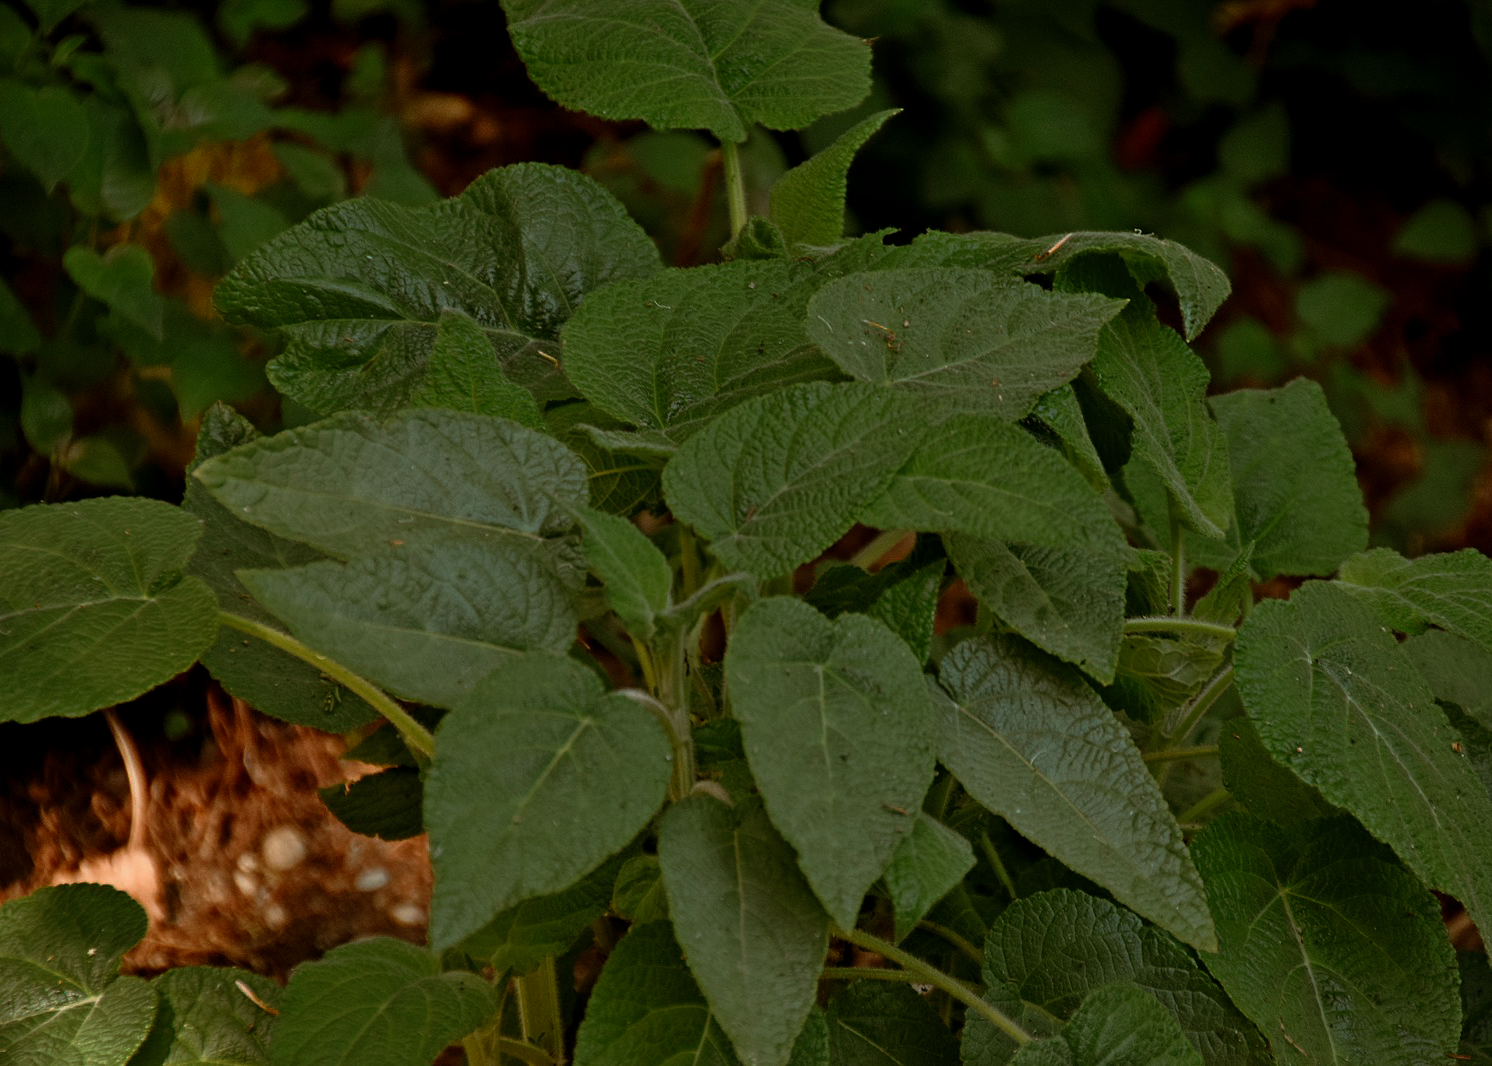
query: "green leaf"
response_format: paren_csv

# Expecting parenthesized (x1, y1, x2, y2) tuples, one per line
(806, 269, 1122, 421)
(63, 245, 164, 341)
(1027, 384, 1108, 492)
(499, 0, 872, 142)
(408, 310, 544, 428)
(1193, 812, 1459, 1065)
(882, 813, 975, 942)
(0, 80, 89, 193)
(1197, 379, 1368, 580)
(574, 920, 742, 1066)
(195, 408, 586, 560)
(20, 375, 72, 453)
(1217, 718, 1332, 828)
(769, 109, 897, 252)
(822, 982, 959, 1065)
(184, 405, 378, 732)
(932, 637, 1216, 952)
(459, 854, 624, 975)
(1460, 950, 1492, 1065)
(216, 163, 659, 415)
(612, 854, 668, 924)
(663, 383, 919, 579)
(0, 277, 41, 353)
(1234, 580, 1492, 950)
(896, 230, 1230, 341)
(270, 938, 496, 1066)
(971, 888, 1265, 1066)
(1005, 1040, 1073, 1066)
(1295, 271, 1388, 347)
(725, 598, 935, 927)
(318, 768, 423, 841)
(943, 536, 1126, 685)
(1393, 198, 1480, 263)
(1056, 983, 1202, 1066)
(867, 558, 944, 667)
(241, 535, 578, 710)
(1337, 547, 1492, 654)
(571, 503, 672, 640)
(1405, 629, 1492, 728)
(131, 967, 280, 1066)
(0, 498, 218, 724)
(658, 795, 829, 1066)
(1105, 633, 1224, 726)
(0, 884, 156, 1066)
(425, 654, 671, 949)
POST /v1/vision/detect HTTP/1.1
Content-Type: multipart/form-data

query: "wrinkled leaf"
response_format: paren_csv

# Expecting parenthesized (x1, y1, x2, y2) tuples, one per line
(1057, 983, 1202, 1066)
(867, 558, 944, 667)
(131, 967, 280, 1066)
(1337, 547, 1492, 654)
(571, 503, 672, 640)
(769, 109, 898, 252)
(823, 981, 959, 1066)
(408, 310, 544, 428)
(882, 813, 975, 942)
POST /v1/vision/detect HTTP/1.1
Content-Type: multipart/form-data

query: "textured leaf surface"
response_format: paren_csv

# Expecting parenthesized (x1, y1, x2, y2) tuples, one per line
(822, 982, 959, 1065)
(1217, 719, 1332, 828)
(425, 655, 671, 949)
(807, 269, 1121, 421)
(663, 383, 919, 578)
(944, 535, 1125, 684)
(725, 598, 935, 927)
(1057, 983, 1202, 1066)
(1234, 580, 1492, 949)
(574, 921, 741, 1066)
(242, 534, 577, 709)
(658, 796, 829, 1066)
(196, 408, 586, 559)
(1193, 812, 1459, 1065)
(867, 558, 944, 667)
(270, 938, 495, 1066)
(217, 163, 658, 414)
(572, 504, 672, 640)
(932, 637, 1215, 951)
(131, 967, 280, 1066)
(883, 813, 975, 941)
(1406, 629, 1492, 728)
(1197, 379, 1367, 579)
(184, 405, 376, 730)
(459, 856, 623, 976)
(769, 110, 897, 252)
(499, 0, 870, 142)
(1337, 547, 1492, 653)
(0, 497, 217, 724)
(407, 310, 544, 428)
(971, 889, 1265, 1066)
(0, 884, 156, 1066)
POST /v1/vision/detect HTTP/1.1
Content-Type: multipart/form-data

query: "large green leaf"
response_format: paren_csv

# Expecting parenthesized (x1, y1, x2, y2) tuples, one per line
(0, 497, 218, 724)
(407, 310, 544, 428)
(574, 920, 742, 1066)
(195, 408, 586, 560)
(184, 405, 377, 731)
(1337, 547, 1492, 654)
(931, 637, 1215, 952)
(1045, 983, 1202, 1066)
(968, 889, 1265, 1066)
(270, 938, 496, 1066)
(769, 110, 898, 253)
(724, 597, 936, 927)
(216, 163, 659, 414)
(242, 534, 577, 710)
(663, 383, 919, 578)
(1217, 719, 1332, 828)
(499, 0, 871, 142)
(1196, 379, 1368, 579)
(1193, 813, 1459, 1065)
(425, 654, 671, 949)
(571, 503, 672, 640)
(943, 535, 1126, 685)
(0, 884, 156, 1066)
(657, 795, 829, 1066)
(806, 269, 1122, 421)
(131, 967, 280, 1066)
(1233, 580, 1492, 949)
(822, 982, 959, 1065)
(1406, 629, 1492, 729)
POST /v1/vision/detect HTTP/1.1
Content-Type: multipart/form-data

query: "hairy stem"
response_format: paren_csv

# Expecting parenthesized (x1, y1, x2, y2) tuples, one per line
(1160, 665, 1235, 751)
(216, 611, 435, 762)
(1142, 745, 1219, 764)
(721, 140, 747, 237)
(1176, 785, 1233, 826)
(1122, 616, 1236, 641)
(833, 925, 1031, 1045)
(917, 919, 984, 964)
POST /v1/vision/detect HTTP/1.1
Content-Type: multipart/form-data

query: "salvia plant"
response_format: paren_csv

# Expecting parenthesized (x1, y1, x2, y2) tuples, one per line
(3, 2, 1491, 1065)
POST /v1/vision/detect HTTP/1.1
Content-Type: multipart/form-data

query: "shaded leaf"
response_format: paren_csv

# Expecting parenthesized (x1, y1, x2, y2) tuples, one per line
(769, 109, 898, 252)
(319, 768, 423, 841)
(1337, 547, 1492, 654)
(823, 981, 959, 1065)
(460, 854, 625, 976)
(882, 813, 975, 942)
(1057, 983, 1202, 1066)
(571, 503, 672, 640)
(1217, 718, 1332, 828)
(867, 558, 944, 667)
(408, 310, 544, 428)
(0, 80, 89, 193)
(132, 967, 280, 1066)
(64, 244, 164, 340)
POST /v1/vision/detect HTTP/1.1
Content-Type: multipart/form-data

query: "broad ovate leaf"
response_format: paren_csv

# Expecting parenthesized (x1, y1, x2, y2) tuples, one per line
(131, 967, 280, 1066)
(1234, 580, 1492, 951)
(270, 938, 496, 1066)
(806, 269, 1122, 421)
(0, 497, 217, 724)
(407, 309, 544, 428)
(216, 163, 659, 414)
(0, 884, 156, 1066)
(425, 654, 671, 949)
(1193, 812, 1459, 1065)
(1055, 983, 1202, 1066)
(725, 597, 936, 927)
(1337, 547, 1492, 653)
(932, 637, 1215, 952)
(663, 383, 919, 579)
(499, 0, 871, 142)
(658, 795, 829, 1066)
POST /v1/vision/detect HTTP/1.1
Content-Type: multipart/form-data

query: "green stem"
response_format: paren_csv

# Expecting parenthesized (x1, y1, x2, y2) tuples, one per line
(721, 140, 747, 237)
(216, 611, 434, 762)
(821, 966, 931, 983)
(1176, 785, 1233, 826)
(1168, 504, 1186, 616)
(917, 920, 984, 965)
(849, 529, 911, 570)
(515, 958, 565, 1065)
(978, 832, 1018, 901)
(678, 524, 702, 600)
(1142, 745, 1219, 764)
(1161, 665, 1235, 751)
(833, 925, 1032, 1045)
(1122, 616, 1236, 641)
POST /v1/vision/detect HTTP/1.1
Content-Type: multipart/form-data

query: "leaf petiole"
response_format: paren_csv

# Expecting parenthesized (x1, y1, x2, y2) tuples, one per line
(721, 140, 748, 237)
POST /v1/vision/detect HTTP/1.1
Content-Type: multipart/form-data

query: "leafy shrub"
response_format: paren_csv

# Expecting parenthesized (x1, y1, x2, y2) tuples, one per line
(3, 2, 1491, 1064)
